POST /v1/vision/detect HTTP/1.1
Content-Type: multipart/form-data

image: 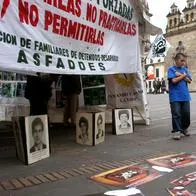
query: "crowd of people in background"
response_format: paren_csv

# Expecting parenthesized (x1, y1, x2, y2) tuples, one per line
(147, 78, 167, 94)
(25, 74, 81, 128)
(153, 78, 167, 94)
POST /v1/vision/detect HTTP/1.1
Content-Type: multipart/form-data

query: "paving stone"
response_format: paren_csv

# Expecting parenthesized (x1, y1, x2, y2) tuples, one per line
(58, 171, 72, 178)
(104, 162, 122, 167)
(90, 165, 104, 171)
(117, 162, 127, 166)
(71, 169, 85, 175)
(18, 178, 33, 187)
(49, 172, 64, 180)
(26, 176, 42, 185)
(85, 166, 100, 172)
(0, 181, 15, 190)
(123, 160, 135, 165)
(35, 175, 50, 183)
(63, 170, 80, 176)
(43, 173, 58, 182)
(94, 164, 111, 170)
(78, 167, 93, 174)
(10, 179, 24, 189)
(101, 163, 116, 169)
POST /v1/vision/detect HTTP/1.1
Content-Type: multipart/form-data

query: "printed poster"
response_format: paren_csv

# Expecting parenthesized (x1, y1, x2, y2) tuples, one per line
(25, 115, 50, 164)
(147, 153, 196, 169)
(167, 172, 196, 196)
(91, 162, 163, 187)
(0, 0, 138, 75)
(114, 108, 133, 135)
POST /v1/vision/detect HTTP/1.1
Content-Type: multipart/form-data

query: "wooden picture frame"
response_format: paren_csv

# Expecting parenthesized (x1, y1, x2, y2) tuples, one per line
(113, 108, 134, 135)
(25, 115, 50, 164)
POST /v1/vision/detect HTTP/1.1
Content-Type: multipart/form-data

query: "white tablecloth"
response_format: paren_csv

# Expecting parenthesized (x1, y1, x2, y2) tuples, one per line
(0, 97, 30, 121)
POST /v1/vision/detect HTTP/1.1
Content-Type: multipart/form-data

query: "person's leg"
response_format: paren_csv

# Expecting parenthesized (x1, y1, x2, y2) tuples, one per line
(69, 93, 78, 125)
(170, 101, 183, 139)
(63, 96, 69, 126)
(30, 100, 42, 115)
(30, 100, 48, 116)
(39, 100, 48, 115)
(181, 101, 190, 136)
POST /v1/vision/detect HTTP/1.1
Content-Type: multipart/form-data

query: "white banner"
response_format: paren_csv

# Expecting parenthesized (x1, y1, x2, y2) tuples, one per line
(147, 34, 171, 59)
(105, 72, 144, 108)
(0, 0, 139, 75)
(105, 41, 145, 108)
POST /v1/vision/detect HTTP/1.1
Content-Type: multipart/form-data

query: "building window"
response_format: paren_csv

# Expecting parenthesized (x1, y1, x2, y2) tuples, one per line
(156, 68, 159, 78)
(186, 14, 189, 22)
(174, 18, 177, 26)
(169, 19, 172, 27)
(191, 12, 194, 21)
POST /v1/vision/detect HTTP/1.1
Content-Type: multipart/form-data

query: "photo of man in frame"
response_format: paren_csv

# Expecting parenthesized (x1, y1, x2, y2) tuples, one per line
(78, 116, 89, 144)
(96, 114, 104, 139)
(30, 117, 47, 153)
(114, 109, 133, 135)
(25, 115, 50, 164)
(118, 109, 131, 130)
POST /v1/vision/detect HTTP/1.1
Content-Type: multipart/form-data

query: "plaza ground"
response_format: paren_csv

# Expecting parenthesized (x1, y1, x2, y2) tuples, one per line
(0, 93, 196, 195)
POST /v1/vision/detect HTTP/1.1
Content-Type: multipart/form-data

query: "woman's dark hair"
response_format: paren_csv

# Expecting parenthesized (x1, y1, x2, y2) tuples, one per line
(79, 117, 88, 130)
(97, 114, 103, 125)
(118, 110, 129, 119)
(32, 117, 44, 134)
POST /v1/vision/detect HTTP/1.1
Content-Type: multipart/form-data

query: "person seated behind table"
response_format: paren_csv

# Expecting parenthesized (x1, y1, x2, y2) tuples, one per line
(161, 78, 166, 93)
(25, 73, 58, 115)
(61, 75, 82, 127)
(96, 114, 104, 139)
(30, 117, 46, 153)
(78, 117, 89, 144)
(118, 110, 131, 129)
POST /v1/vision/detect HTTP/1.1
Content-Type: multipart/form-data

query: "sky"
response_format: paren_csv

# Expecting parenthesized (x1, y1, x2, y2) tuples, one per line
(147, 0, 187, 33)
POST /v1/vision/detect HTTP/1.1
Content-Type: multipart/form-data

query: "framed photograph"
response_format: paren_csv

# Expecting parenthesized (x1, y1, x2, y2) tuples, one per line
(0, 71, 2, 80)
(76, 113, 93, 146)
(113, 109, 133, 135)
(16, 82, 26, 97)
(16, 73, 26, 81)
(2, 72, 8, 80)
(0, 83, 2, 97)
(12, 116, 27, 163)
(94, 112, 105, 145)
(2, 82, 17, 97)
(81, 76, 105, 88)
(25, 115, 50, 164)
(83, 87, 106, 106)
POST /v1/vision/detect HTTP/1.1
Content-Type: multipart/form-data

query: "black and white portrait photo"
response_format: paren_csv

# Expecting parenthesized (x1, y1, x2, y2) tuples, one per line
(76, 113, 93, 145)
(114, 109, 133, 135)
(30, 117, 47, 153)
(25, 115, 50, 164)
(95, 112, 105, 145)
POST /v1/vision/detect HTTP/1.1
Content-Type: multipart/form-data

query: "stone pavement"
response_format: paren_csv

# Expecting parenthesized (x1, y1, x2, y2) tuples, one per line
(0, 93, 196, 196)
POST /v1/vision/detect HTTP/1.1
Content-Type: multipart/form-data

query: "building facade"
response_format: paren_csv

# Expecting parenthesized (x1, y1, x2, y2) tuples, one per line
(139, 0, 165, 94)
(164, 0, 196, 91)
(144, 57, 165, 93)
